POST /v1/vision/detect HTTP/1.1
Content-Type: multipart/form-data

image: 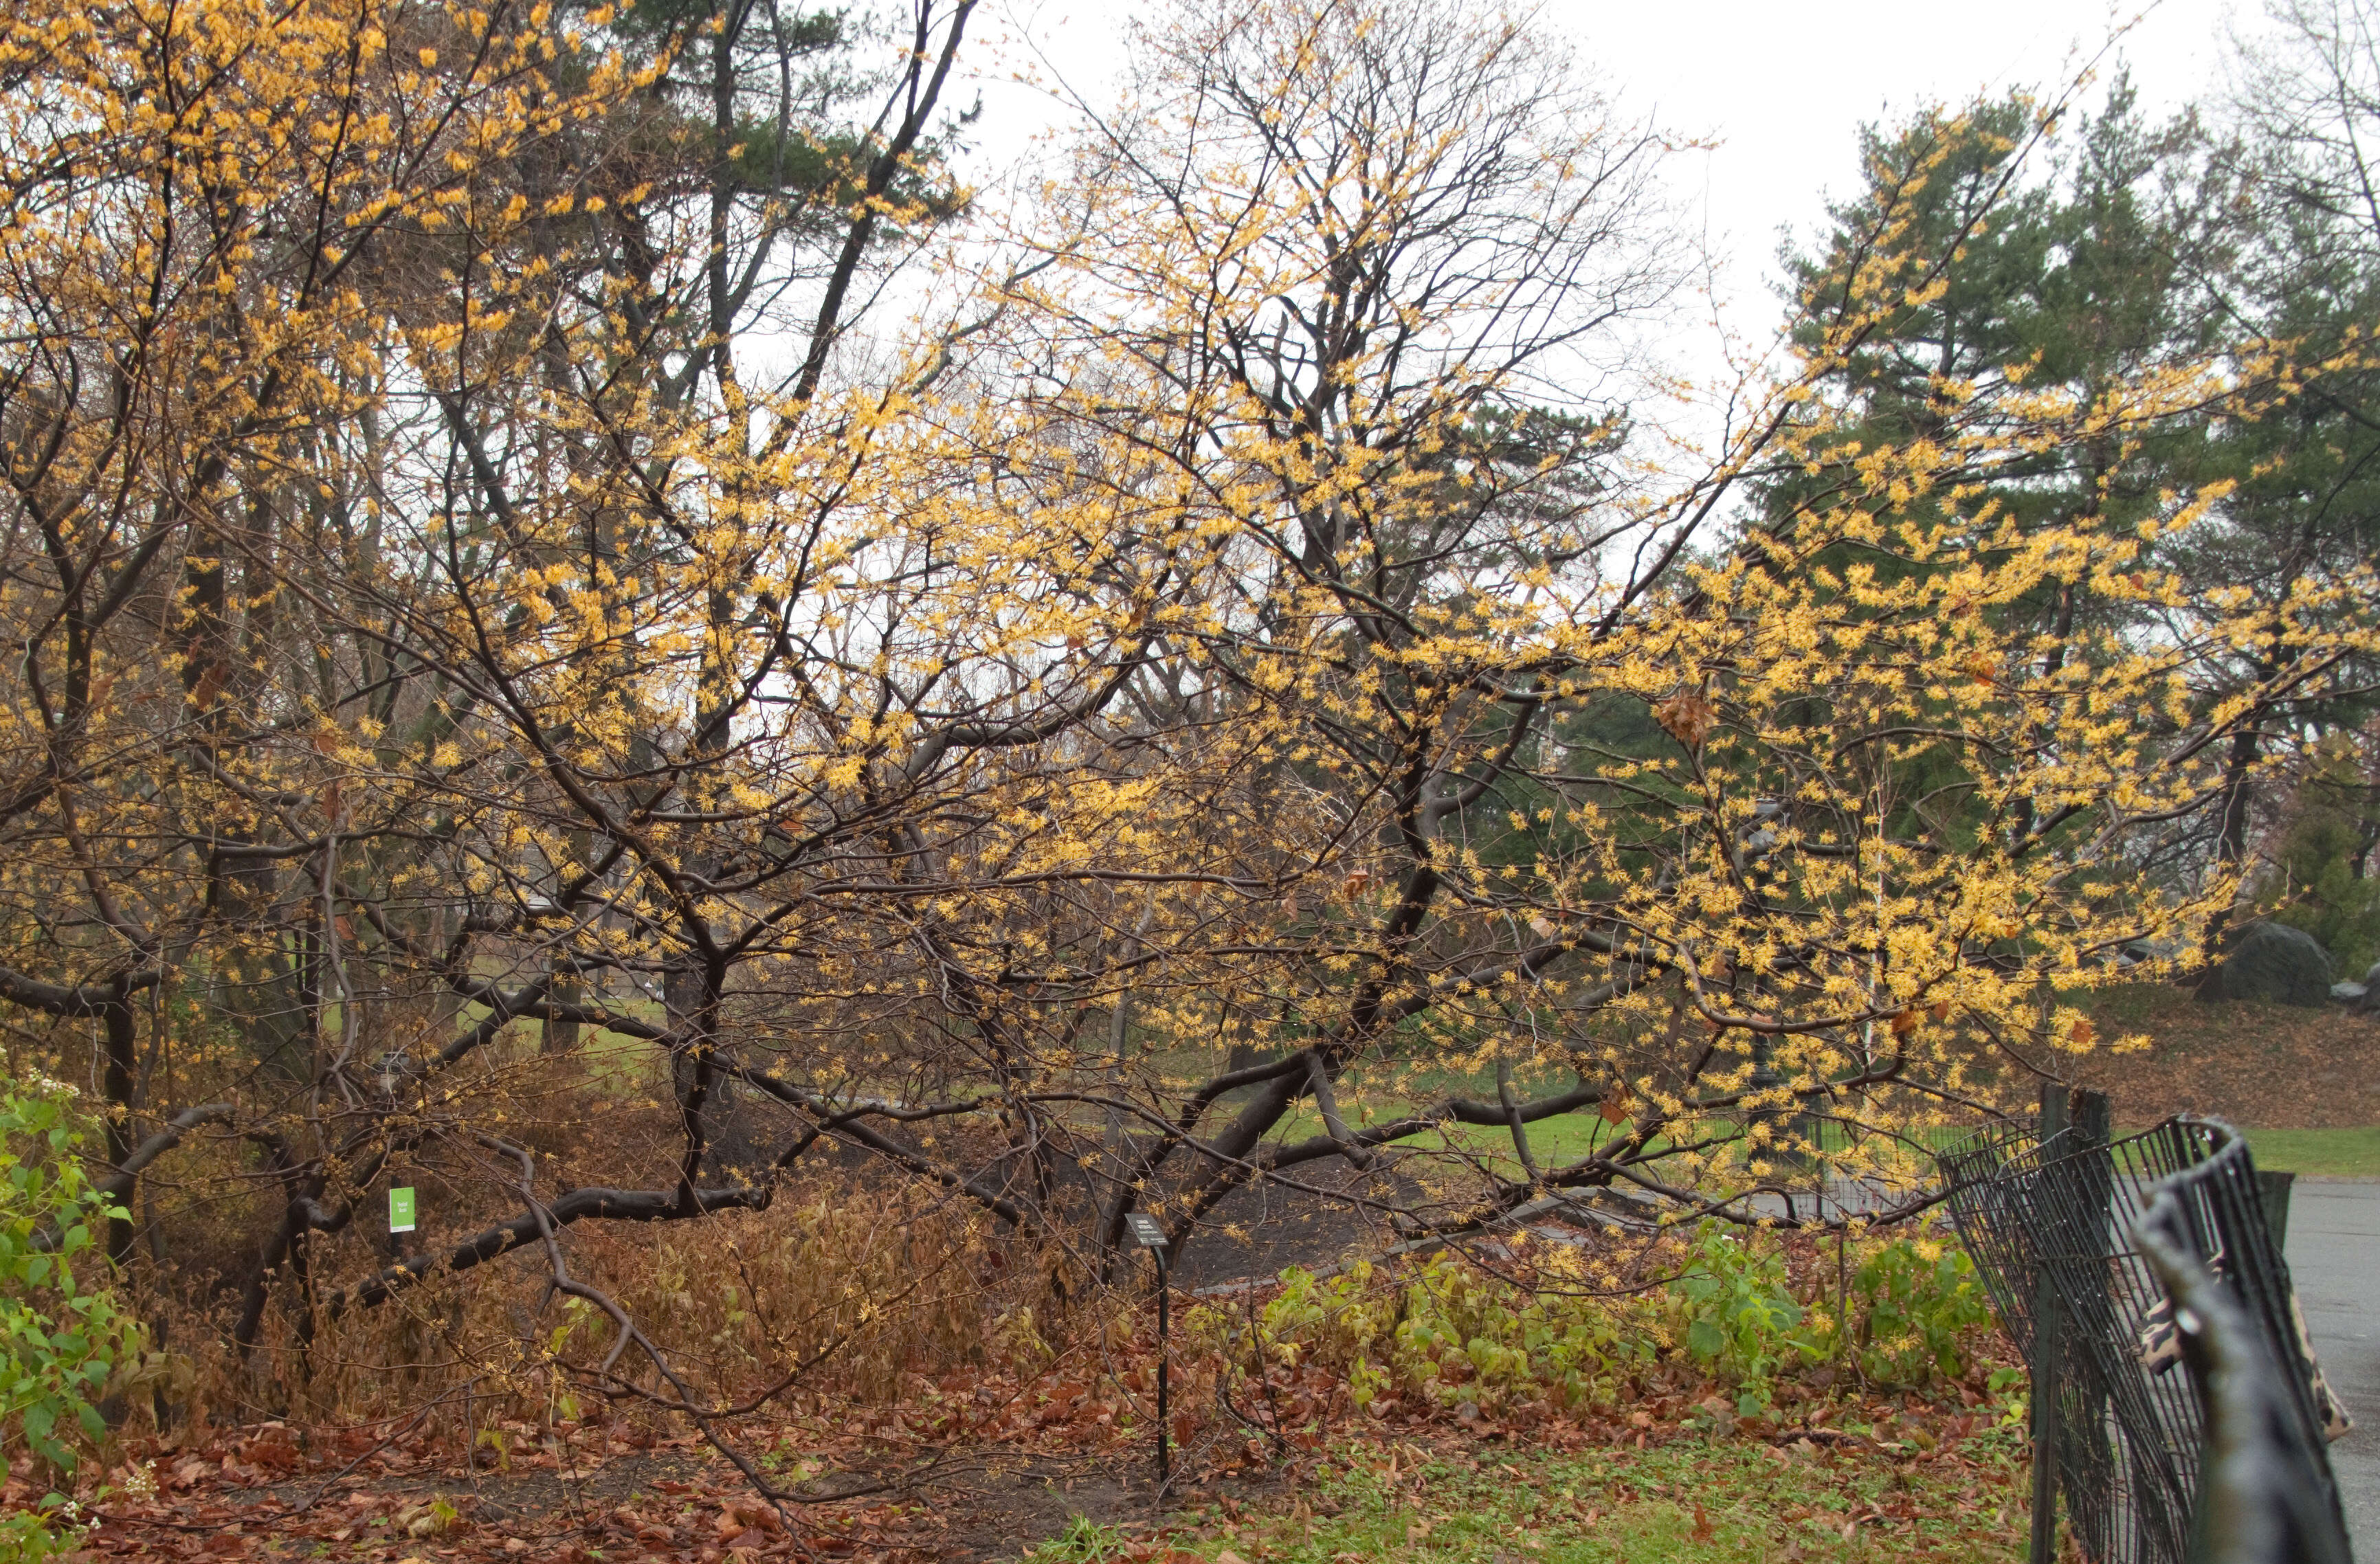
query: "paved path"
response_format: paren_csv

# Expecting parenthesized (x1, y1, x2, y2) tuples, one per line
(2287, 1181, 2380, 1557)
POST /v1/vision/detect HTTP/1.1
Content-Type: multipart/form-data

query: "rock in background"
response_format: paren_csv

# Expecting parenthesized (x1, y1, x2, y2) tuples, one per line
(2335, 959, 2380, 1015)
(2202, 921, 2337, 1007)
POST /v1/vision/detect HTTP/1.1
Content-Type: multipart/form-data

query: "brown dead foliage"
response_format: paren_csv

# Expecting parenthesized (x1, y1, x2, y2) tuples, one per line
(23, 1231, 2023, 1563)
(2069, 983, 2380, 1128)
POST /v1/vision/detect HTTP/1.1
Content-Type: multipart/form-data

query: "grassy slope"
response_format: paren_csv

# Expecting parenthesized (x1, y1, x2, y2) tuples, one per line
(2072, 983, 2380, 1132)
(2067, 983, 2380, 1174)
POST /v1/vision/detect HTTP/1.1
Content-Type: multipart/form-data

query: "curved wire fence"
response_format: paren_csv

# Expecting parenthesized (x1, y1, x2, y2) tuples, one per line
(1940, 1110, 2348, 1564)
(2135, 1178, 2352, 1564)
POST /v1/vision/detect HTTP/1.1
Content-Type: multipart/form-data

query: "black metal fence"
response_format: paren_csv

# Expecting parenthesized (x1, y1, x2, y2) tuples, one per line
(1940, 1104, 2348, 1564)
(2133, 1180, 2351, 1564)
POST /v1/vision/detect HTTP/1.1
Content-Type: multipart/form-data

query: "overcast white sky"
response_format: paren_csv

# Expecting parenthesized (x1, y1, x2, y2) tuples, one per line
(947, 0, 2273, 405)
(1537, 0, 2258, 333)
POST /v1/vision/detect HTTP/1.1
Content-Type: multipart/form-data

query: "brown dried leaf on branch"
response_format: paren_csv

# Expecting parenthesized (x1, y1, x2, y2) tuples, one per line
(1652, 690, 1718, 749)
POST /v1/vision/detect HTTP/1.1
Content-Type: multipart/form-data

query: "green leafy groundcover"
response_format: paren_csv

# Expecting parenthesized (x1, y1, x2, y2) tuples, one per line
(1025, 1432, 2029, 1563)
(0, 1082, 146, 1563)
(1093, 1224, 2029, 1561)
(1195, 1221, 2004, 1425)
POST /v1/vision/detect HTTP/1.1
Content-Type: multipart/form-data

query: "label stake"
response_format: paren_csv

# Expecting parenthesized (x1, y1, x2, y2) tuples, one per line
(1124, 1211, 1170, 1493)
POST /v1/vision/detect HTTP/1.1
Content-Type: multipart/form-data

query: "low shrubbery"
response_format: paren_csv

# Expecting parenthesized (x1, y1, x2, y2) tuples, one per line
(1194, 1221, 2004, 1429)
(0, 1083, 145, 1562)
(219, 1165, 1019, 1438)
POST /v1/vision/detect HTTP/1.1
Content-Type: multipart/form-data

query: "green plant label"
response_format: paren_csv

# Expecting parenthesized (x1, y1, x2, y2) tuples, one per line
(390, 1186, 416, 1233)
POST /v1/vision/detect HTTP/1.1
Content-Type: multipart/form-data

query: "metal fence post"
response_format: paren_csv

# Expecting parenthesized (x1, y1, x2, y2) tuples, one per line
(2070, 1091, 2113, 1558)
(1943, 1113, 2350, 1564)
(2255, 1170, 2293, 1254)
(2032, 1081, 2069, 1564)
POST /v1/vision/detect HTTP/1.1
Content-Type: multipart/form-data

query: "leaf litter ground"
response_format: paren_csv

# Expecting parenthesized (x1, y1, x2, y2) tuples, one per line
(30, 1315, 2031, 1563)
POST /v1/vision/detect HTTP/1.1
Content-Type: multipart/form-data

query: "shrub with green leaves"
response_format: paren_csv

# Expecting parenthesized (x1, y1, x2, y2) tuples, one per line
(1833, 1234, 1995, 1385)
(1663, 1223, 1993, 1409)
(0, 1080, 144, 1560)
(1195, 1223, 1999, 1424)
(1199, 1253, 1655, 1416)
(1665, 1223, 1818, 1402)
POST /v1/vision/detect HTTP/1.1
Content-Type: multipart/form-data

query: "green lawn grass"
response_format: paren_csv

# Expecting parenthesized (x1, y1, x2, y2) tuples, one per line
(2102, 1126, 2380, 1178)
(2239, 1126, 2380, 1179)
(1278, 1045, 2380, 1185)
(452, 988, 668, 1092)
(1020, 1433, 2027, 1563)
(1209, 1043, 2001, 1185)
